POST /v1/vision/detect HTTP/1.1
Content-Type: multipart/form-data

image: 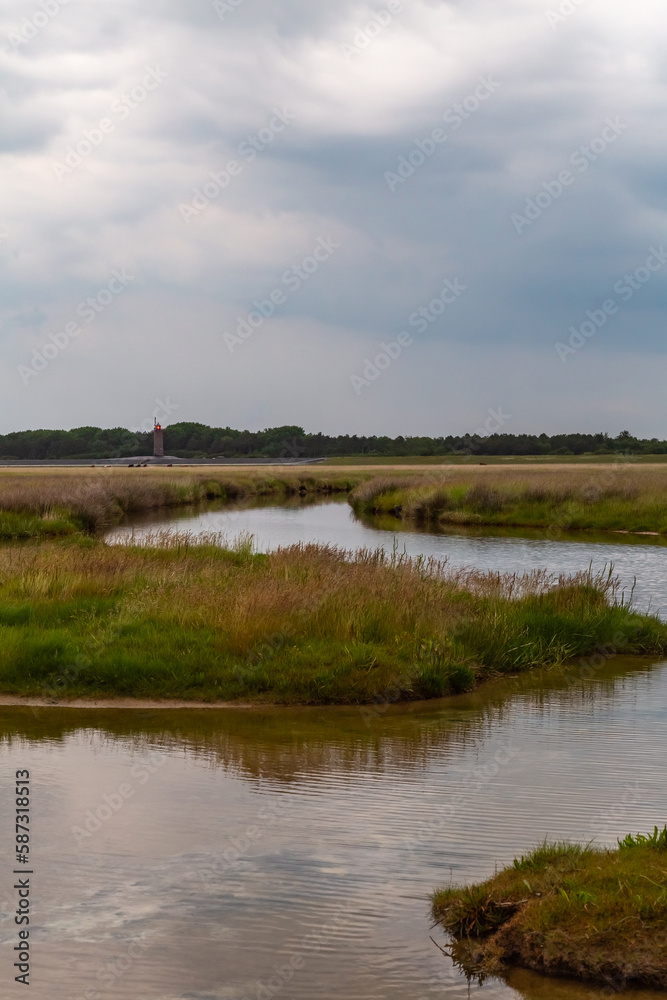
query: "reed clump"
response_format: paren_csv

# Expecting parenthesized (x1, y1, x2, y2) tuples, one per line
(350, 466, 667, 533)
(6, 465, 667, 539)
(0, 468, 363, 537)
(0, 536, 664, 703)
(432, 830, 667, 988)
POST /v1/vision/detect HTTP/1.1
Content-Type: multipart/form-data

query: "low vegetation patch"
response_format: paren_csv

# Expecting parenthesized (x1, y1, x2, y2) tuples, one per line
(350, 468, 667, 534)
(0, 536, 664, 703)
(5, 466, 667, 539)
(0, 510, 78, 540)
(0, 468, 364, 538)
(432, 831, 667, 989)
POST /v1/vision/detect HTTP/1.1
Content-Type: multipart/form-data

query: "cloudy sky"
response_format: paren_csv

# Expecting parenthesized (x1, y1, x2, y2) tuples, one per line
(1, 0, 666, 437)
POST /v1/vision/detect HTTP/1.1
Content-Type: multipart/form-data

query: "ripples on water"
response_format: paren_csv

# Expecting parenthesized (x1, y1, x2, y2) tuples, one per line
(1, 500, 665, 996)
(1, 657, 666, 999)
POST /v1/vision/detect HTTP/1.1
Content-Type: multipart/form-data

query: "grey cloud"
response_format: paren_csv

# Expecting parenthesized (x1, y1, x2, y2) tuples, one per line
(1, 0, 666, 435)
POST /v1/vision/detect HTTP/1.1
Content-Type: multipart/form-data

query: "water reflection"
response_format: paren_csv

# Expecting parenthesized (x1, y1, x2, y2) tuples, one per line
(0, 657, 666, 999)
(504, 968, 662, 1000)
(0, 656, 662, 786)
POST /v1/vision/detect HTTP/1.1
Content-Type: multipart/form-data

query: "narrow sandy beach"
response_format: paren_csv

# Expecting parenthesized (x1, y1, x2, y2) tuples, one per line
(0, 695, 258, 710)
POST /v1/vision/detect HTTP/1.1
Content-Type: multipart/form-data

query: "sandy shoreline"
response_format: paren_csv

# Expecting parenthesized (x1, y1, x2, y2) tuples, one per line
(0, 696, 258, 710)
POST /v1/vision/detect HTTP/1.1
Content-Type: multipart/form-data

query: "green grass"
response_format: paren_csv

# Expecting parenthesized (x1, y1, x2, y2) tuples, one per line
(0, 535, 664, 704)
(350, 474, 667, 534)
(0, 468, 365, 538)
(0, 510, 78, 539)
(432, 832, 667, 988)
(6, 465, 667, 539)
(618, 825, 667, 850)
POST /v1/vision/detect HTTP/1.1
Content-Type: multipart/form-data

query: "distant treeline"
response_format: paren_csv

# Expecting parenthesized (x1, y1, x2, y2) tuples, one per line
(0, 425, 665, 460)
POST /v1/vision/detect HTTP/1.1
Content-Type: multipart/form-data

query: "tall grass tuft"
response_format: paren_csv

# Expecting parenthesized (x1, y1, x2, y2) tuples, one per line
(0, 468, 363, 537)
(349, 466, 667, 533)
(0, 537, 663, 703)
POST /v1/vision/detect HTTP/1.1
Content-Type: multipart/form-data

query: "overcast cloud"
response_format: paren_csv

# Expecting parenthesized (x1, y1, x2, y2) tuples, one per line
(1, 0, 665, 436)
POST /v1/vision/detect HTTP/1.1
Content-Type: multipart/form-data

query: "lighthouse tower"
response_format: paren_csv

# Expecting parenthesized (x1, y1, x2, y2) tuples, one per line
(153, 419, 164, 458)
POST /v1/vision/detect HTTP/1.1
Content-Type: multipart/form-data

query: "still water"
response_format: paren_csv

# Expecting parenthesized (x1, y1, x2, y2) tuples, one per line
(0, 658, 666, 999)
(107, 496, 667, 615)
(1, 499, 665, 997)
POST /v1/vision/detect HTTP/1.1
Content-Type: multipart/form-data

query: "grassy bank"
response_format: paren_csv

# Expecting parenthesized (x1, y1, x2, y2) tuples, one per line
(0, 535, 665, 703)
(0, 467, 365, 539)
(5, 465, 667, 540)
(350, 467, 667, 534)
(326, 455, 667, 465)
(432, 829, 667, 989)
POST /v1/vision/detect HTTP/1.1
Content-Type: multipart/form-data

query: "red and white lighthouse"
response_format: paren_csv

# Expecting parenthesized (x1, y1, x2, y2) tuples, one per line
(153, 419, 164, 458)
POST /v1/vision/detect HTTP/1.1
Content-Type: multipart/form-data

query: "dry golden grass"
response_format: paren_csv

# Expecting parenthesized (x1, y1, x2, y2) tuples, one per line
(0, 467, 364, 534)
(350, 465, 667, 533)
(349, 463, 667, 493)
(2, 463, 667, 537)
(0, 535, 664, 703)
